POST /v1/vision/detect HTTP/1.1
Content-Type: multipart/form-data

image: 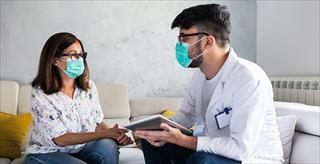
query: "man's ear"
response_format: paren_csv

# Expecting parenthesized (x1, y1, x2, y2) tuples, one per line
(205, 35, 216, 48)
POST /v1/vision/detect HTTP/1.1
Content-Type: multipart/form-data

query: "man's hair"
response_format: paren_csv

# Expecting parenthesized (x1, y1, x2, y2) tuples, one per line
(171, 3, 231, 47)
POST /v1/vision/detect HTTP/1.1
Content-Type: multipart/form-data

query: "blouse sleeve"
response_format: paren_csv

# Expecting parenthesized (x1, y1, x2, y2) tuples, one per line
(30, 90, 68, 148)
(89, 81, 104, 125)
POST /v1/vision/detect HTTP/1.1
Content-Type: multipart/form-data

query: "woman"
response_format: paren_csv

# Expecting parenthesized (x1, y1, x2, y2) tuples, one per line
(25, 32, 133, 164)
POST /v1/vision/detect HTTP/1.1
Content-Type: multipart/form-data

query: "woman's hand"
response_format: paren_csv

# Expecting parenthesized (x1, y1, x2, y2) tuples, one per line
(95, 122, 109, 131)
(99, 124, 133, 145)
(99, 124, 127, 139)
(116, 133, 134, 145)
(113, 124, 133, 145)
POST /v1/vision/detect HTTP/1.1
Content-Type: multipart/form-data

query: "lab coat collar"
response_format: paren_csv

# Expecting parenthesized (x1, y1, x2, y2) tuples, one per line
(220, 47, 238, 81)
(207, 47, 239, 109)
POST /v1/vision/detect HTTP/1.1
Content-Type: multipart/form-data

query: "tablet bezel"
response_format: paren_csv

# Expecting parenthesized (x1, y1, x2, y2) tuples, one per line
(124, 114, 192, 135)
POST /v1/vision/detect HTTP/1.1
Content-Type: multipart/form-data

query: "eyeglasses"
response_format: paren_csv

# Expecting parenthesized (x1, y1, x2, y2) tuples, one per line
(58, 52, 87, 61)
(178, 32, 209, 43)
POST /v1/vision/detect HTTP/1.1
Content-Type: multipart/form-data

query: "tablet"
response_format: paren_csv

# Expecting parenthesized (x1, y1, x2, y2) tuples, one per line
(124, 114, 192, 135)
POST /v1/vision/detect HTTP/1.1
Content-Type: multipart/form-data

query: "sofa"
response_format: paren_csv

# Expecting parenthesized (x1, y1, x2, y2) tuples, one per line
(0, 80, 319, 164)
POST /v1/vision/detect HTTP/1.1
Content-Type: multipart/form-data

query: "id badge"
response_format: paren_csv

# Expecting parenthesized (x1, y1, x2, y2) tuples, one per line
(215, 107, 232, 130)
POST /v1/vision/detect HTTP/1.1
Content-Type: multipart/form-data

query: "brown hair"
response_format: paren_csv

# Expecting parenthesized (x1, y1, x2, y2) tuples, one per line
(31, 32, 90, 94)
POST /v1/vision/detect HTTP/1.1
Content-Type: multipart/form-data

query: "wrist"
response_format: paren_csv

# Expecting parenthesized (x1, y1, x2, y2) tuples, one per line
(180, 135, 197, 150)
(96, 130, 105, 139)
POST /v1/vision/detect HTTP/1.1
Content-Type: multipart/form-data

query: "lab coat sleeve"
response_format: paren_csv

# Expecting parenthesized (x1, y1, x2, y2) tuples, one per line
(170, 72, 199, 128)
(197, 74, 269, 161)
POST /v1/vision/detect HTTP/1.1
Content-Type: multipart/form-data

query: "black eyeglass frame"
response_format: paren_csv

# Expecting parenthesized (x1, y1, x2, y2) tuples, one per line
(57, 52, 88, 61)
(177, 32, 210, 43)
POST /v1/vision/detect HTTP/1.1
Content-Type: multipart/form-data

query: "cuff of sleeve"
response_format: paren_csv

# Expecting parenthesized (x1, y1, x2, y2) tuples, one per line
(197, 136, 215, 153)
(97, 116, 104, 125)
(49, 129, 68, 148)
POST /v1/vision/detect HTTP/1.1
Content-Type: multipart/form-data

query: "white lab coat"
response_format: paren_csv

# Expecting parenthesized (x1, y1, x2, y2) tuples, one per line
(171, 48, 284, 163)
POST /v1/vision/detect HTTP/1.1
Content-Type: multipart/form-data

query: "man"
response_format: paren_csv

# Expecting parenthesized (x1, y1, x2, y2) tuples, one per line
(135, 3, 284, 164)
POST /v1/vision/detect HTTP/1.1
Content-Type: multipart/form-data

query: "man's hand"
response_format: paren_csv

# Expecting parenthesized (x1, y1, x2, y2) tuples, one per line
(134, 123, 197, 150)
(113, 124, 134, 145)
(96, 122, 133, 145)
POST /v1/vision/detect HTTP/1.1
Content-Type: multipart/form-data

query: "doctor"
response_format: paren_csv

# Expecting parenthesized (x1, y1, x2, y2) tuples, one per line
(135, 3, 284, 164)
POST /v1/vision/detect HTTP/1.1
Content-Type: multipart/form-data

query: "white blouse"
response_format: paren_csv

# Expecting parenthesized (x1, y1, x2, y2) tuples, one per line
(26, 80, 104, 154)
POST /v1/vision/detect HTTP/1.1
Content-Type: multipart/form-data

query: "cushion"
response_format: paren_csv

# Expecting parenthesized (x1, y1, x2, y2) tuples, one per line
(0, 112, 32, 159)
(0, 157, 11, 164)
(17, 85, 33, 114)
(129, 98, 182, 117)
(161, 109, 176, 118)
(276, 115, 297, 164)
(275, 101, 320, 136)
(119, 148, 145, 164)
(0, 81, 19, 115)
(290, 132, 320, 164)
(96, 84, 130, 119)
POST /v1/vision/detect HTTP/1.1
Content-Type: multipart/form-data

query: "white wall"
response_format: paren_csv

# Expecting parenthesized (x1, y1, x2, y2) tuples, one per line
(257, 1, 320, 76)
(0, 1, 256, 97)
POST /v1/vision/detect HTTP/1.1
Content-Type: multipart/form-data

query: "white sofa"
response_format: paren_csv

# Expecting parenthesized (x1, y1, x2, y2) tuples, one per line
(0, 80, 319, 164)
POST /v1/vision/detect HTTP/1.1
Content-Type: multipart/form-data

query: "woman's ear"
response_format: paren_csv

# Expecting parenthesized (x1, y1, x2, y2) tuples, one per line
(52, 57, 58, 65)
(53, 57, 63, 70)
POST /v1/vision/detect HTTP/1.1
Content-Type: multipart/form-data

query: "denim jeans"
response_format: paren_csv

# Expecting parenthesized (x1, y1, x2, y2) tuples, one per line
(25, 139, 119, 164)
(140, 139, 241, 164)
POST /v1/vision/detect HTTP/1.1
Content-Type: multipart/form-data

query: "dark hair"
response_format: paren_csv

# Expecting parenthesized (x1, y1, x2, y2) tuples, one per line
(171, 3, 231, 47)
(31, 32, 90, 94)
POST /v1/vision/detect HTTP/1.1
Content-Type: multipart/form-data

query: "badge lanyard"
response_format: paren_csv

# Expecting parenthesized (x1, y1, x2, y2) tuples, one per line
(215, 81, 232, 130)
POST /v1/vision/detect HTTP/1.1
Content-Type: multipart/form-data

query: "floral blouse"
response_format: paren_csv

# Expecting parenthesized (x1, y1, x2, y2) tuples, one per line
(26, 81, 104, 154)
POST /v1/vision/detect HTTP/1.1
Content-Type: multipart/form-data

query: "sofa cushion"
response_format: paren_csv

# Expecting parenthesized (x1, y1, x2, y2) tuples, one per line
(0, 112, 32, 159)
(276, 115, 296, 164)
(275, 101, 320, 136)
(0, 81, 19, 115)
(162, 109, 176, 118)
(17, 84, 131, 118)
(130, 98, 182, 117)
(0, 157, 11, 164)
(11, 157, 24, 164)
(96, 84, 130, 119)
(119, 148, 145, 164)
(290, 132, 320, 164)
(17, 85, 33, 115)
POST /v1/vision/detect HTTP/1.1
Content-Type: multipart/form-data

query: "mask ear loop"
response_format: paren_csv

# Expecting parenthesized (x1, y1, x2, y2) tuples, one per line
(189, 36, 207, 47)
(190, 36, 214, 60)
(54, 58, 67, 71)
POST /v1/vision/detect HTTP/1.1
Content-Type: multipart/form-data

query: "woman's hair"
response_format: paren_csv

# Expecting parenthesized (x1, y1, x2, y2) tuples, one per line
(31, 32, 90, 94)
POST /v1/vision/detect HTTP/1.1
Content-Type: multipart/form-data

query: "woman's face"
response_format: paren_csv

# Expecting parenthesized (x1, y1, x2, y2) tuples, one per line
(54, 41, 83, 71)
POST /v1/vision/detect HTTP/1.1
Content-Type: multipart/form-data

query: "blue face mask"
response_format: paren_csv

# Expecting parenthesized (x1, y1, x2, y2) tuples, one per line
(175, 42, 192, 68)
(175, 38, 206, 68)
(63, 58, 85, 79)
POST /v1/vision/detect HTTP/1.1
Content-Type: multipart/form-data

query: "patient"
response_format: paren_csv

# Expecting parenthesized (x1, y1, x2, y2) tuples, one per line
(25, 32, 133, 164)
